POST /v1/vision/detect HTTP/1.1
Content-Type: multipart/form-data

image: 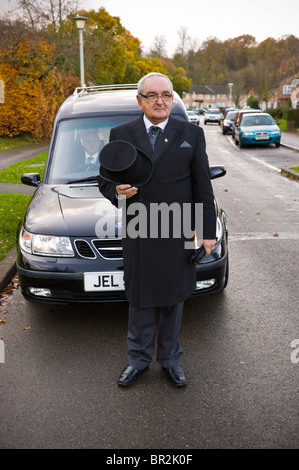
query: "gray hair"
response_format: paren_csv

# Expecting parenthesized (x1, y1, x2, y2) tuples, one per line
(137, 72, 173, 95)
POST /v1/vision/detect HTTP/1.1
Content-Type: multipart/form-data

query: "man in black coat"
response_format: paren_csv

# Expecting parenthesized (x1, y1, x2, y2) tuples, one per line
(98, 72, 216, 387)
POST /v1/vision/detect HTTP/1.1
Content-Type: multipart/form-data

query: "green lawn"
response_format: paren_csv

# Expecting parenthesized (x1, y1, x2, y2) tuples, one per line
(0, 193, 31, 261)
(278, 119, 287, 132)
(0, 152, 47, 183)
(290, 166, 299, 173)
(0, 135, 41, 152)
(0, 148, 47, 261)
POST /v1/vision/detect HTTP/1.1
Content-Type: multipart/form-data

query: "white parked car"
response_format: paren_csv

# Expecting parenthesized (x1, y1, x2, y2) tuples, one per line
(204, 109, 222, 125)
(187, 110, 200, 125)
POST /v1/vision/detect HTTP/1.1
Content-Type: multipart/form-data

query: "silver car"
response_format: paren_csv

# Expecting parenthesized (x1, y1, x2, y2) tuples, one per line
(204, 109, 222, 125)
(187, 110, 200, 125)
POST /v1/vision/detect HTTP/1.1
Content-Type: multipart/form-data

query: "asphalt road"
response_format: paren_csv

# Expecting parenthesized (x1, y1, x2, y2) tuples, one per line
(0, 123, 298, 450)
(0, 143, 49, 170)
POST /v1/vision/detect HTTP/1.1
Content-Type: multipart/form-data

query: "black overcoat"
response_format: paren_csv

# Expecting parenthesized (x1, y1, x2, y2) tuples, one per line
(98, 115, 216, 308)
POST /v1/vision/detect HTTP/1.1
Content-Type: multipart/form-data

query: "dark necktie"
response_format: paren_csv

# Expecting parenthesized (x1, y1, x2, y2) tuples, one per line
(148, 126, 162, 150)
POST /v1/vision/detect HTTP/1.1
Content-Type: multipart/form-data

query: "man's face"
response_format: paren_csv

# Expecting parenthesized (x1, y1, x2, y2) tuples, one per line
(82, 131, 101, 156)
(137, 76, 173, 124)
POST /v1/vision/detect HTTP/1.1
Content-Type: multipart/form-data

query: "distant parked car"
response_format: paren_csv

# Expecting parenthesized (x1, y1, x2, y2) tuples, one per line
(223, 107, 235, 118)
(234, 112, 281, 148)
(187, 110, 200, 125)
(204, 109, 222, 125)
(221, 110, 238, 134)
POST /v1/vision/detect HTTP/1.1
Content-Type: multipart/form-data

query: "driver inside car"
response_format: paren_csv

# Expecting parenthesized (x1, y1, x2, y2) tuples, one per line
(79, 128, 105, 166)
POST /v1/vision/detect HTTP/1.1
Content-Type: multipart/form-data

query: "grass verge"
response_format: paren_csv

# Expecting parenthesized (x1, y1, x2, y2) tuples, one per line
(0, 152, 47, 183)
(278, 119, 287, 132)
(290, 166, 299, 173)
(0, 193, 31, 261)
(0, 136, 41, 152)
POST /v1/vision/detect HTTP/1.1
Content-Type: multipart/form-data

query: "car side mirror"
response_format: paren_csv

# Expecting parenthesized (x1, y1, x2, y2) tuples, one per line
(21, 172, 41, 187)
(210, 166, 226, 180)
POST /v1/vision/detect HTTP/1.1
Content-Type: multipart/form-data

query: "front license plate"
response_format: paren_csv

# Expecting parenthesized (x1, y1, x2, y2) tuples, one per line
(256, 135, 269, 140)
(84, 272, 124, 291)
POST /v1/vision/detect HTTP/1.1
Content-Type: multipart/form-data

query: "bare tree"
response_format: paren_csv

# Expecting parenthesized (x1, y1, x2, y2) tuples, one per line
(176, 26, 190, 57)
(12, 0, 80, 30)
(149, 35, 167, 58)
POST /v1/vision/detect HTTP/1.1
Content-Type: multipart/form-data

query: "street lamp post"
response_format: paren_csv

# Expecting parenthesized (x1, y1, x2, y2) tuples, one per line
(74, 15, 87, 88)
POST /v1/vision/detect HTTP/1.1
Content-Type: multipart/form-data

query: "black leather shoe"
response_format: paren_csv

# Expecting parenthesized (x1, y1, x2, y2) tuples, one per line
(162, 365, 187, 387)
(117, 364, 149, 387)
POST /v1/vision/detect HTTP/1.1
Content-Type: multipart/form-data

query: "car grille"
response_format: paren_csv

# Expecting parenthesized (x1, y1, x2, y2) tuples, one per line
(255, 132, 269, 139)
(74, 238, 123, 259)
(93, 238, 123, 259)
(74, 240, 96, 259)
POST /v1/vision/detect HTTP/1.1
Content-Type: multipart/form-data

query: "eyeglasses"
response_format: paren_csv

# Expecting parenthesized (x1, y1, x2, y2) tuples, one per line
(139, 92, 173, 102)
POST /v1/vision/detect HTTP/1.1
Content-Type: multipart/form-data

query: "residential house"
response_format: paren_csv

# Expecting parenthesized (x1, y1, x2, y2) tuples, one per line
(238, 89, 258, 108)
(182, 85, 232, 109)
(267, 75, 299, 109)
(290, 79, 299, 109)
(184, 78, 299, 111)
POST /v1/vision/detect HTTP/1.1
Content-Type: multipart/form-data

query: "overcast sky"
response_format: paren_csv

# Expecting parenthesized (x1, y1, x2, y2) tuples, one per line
(1, 0, 299, 56)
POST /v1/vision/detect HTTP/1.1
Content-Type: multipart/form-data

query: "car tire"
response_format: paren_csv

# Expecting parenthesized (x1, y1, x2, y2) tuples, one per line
(275, 142, 280, 147)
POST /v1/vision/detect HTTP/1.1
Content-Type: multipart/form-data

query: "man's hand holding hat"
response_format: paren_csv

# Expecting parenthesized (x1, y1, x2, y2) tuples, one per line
(116, 184, 138, 199)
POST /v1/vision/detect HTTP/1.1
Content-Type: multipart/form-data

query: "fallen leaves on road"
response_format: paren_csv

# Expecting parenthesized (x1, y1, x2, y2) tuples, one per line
(0, 275, 19, 324)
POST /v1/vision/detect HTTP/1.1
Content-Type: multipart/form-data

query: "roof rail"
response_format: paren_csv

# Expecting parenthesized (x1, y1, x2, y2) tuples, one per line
(73, 84, 138, 96)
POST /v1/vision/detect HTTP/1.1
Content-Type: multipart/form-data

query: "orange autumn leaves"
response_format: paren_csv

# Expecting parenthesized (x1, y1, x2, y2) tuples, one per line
(0, 36, 77, 139)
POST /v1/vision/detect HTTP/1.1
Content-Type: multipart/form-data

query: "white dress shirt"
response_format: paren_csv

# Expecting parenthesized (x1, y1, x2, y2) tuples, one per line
(143, 115, 168, 133)
(85, 152, 98, 164)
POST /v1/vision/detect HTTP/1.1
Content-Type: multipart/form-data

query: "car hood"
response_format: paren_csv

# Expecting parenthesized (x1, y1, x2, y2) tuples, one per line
(240, 124, 280, 132)
(23, 184, 120, 237)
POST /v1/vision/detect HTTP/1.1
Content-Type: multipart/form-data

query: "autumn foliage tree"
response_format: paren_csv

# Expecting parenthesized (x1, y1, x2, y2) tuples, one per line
(0, 19, 78, 138)
(0, 5, 191, 139)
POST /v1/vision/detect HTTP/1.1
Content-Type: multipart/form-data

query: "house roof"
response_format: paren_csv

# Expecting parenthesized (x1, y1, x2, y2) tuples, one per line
(190, 85, 215, 94)
(190, 85, 230, 94)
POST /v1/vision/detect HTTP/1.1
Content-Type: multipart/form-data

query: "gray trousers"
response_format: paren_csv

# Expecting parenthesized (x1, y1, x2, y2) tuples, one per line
(127, 302, 184, 369)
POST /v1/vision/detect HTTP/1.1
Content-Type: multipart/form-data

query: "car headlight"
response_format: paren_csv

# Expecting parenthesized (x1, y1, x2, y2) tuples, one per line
(20, 228, 74, 257)
(241, 131, 254, 136)
(194, 216, 223, 247)
(270, 131, 281, 135)
(216, 216, 223, 241)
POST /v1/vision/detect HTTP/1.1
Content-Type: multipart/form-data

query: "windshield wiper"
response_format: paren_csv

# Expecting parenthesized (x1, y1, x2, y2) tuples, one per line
(66, 175, 99, 184)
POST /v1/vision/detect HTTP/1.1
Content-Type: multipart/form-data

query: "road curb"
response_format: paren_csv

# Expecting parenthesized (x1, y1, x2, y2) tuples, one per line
(0, 246, 17, 293)
(281, 168, 299, 181)
(280, 142, 299, 153)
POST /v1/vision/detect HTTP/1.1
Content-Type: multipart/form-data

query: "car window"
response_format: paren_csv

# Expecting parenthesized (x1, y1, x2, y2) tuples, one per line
(208, 110, 220, 114)
(242, 115, 275, 126)
(48, 115, 140, 184)
(226, 111, 237, 120)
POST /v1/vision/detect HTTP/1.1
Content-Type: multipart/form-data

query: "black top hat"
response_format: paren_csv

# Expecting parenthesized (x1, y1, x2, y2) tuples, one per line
(99, 140, 154, 187)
